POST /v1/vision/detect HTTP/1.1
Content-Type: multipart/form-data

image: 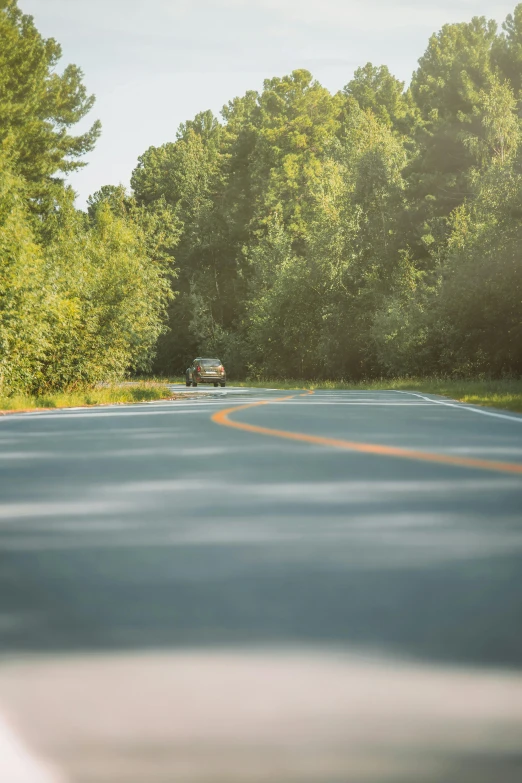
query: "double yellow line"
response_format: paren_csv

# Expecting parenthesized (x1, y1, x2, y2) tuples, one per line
(211, 391, 522, 476)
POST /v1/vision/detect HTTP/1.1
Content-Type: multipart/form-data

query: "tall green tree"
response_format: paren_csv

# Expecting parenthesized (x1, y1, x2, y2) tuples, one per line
(493, 4, 522, 98)
(250, 70, 342, 242)
(132, 112, 231, 372)
(343, 63, 418, 136)
(403, 16, 500, 264)
(0, 0, 100, 204)
(462, 75, 520, 166)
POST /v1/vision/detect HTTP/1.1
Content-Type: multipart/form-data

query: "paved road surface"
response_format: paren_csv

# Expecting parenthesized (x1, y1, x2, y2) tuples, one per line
(1, 387, 522, 782)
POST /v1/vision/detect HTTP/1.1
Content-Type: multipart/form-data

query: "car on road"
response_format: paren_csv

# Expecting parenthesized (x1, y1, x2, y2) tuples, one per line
(186, 358, 226, 387)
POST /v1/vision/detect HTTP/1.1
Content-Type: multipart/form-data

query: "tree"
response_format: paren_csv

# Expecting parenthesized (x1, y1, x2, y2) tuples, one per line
(0, 0, 100, 204)
(411, 17, 497, 122)
(404, 17, 499, 264)
(251, 70, 342, 242)
(462, 75, 520, 166)
(127, 8, 522, 382)
(343, 63, 418, 136)
(372, 152, 522, 379)
(0, 1, 180, 394)
(132, 112, 232, 373)
(493, 4, 522, 98)
(36, 191, 175, 391)
(0, 149, 48, 392)
(433, 157, 522, 375)
(87, 184, 131, 219)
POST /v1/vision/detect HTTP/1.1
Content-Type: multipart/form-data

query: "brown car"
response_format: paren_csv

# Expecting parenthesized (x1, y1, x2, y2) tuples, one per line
(185, 358, 226, 387)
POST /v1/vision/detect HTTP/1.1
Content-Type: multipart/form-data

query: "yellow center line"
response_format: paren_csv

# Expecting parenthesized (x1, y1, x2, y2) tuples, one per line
(211, 391, 522, 477)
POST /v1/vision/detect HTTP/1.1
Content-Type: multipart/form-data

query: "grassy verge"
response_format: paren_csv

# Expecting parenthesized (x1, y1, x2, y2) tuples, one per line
(131, 374, 185, 384)
(0, 382, 177, 413)
(234, 377, 522, 413)
(5, 377, 520, 414)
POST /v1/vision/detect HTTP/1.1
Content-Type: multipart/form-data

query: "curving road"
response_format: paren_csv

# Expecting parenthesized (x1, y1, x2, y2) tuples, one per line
(1, 387, 522, 782)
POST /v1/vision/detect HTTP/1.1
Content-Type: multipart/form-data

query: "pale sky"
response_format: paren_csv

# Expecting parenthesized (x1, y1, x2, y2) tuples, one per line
(21, 0, 515, 207)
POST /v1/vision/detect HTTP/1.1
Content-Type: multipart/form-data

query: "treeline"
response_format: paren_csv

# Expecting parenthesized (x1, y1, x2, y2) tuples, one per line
(130, 5, 522, 380)
(0, 0, 177, 394)
(2, 2, 522, 393)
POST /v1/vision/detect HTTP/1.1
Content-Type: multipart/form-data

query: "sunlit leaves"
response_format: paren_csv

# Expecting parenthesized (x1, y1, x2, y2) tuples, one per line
(0, 0, 100, 202)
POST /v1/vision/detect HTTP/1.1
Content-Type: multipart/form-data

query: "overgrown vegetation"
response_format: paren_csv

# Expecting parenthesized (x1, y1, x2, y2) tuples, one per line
(0, 1, 178, 396)
(0, 383, 176, 412)
(234, 378, 522, 412)
(2, 1, 522, 395)
(129, 5, 522, 383)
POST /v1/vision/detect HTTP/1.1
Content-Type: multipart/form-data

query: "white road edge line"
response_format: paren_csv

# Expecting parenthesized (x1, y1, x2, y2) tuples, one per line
(260, 402, 440, 406)
(0, 712, 65, 783)
(391, 390, 522, 423)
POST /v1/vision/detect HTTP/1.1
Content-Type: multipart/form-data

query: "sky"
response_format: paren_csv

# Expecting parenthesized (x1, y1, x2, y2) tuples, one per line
(21, 0, 516, 207)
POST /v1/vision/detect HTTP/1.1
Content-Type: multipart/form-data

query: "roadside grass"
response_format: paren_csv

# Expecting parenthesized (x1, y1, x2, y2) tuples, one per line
(3, 376, 521, 413)
(0, 382, 176, 412)
(131, 374, 185, 384)
(234, 377, 522, 412)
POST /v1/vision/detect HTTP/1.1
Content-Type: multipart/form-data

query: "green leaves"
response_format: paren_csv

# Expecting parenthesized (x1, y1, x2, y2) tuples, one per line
(0, 161, 176, 394)
(462, 75, 520, 166)
(128, 4, 522, 382)
(0, 0, 100, 203)
(5, 0, 522, 389)
(344, 64, 418, 136)
(0, 3, 176, 394)
(493, 4, 522, 98)
(0, 152, 48, 392)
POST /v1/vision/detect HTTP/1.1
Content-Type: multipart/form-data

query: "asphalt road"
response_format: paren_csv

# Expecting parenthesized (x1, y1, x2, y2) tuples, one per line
(1, 387, 522, 782)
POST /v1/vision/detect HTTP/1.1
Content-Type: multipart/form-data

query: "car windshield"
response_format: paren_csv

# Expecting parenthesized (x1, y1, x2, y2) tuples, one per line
(200, 359, 221, 367)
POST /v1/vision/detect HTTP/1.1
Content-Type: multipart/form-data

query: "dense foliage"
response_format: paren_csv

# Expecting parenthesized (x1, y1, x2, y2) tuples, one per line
(2, 2, 522, 391)
(129, 5, 522, 380)
(0, 0, 177, 393)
